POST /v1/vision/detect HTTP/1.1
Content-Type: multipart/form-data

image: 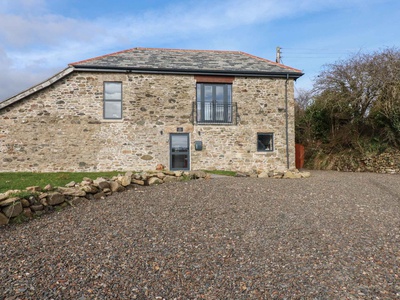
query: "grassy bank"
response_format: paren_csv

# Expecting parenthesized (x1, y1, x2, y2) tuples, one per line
(0, 171, 121, 193)
(0, 170, 239, 193)
(204, 170, 237, 176)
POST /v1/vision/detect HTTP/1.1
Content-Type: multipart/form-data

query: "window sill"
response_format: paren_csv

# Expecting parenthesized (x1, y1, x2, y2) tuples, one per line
(101, 119, 124, 123)
(255, 151, 274, 154)
(195, 122, 235, 126)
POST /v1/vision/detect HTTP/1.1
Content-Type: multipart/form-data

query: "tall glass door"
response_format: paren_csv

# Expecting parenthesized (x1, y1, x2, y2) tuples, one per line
(170, 133, 190, 170)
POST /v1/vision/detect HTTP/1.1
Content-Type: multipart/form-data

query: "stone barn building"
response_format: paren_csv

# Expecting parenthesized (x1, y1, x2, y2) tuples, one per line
(0, 47, 303, 173)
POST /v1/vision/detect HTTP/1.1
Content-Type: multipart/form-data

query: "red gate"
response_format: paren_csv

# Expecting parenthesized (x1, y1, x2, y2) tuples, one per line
(295, 144, 305, 169)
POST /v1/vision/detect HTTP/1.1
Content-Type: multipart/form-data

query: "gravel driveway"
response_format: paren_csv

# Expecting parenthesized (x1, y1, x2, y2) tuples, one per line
(1, 171, 400, 299)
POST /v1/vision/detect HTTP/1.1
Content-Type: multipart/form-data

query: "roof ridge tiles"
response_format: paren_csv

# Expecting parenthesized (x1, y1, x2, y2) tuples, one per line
(133, 47, 240, 54)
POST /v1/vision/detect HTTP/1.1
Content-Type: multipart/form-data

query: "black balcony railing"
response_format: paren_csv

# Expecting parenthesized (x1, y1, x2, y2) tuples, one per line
(192, 102, 238, 125)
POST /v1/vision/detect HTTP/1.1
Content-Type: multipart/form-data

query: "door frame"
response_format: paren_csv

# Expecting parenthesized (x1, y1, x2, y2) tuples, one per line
(169, 133, 190, 171)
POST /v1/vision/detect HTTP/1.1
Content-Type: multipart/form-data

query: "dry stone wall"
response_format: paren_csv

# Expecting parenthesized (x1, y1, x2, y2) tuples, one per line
(0, 71, 295, 173)
(308, 149, 400, 174)
(0, 170, 209, 226)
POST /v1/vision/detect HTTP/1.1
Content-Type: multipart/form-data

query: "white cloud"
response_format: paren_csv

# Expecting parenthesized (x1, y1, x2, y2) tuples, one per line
(0, 46, 61, 100)
(0, 0, 392, 101)
(0, 13, 102, 48)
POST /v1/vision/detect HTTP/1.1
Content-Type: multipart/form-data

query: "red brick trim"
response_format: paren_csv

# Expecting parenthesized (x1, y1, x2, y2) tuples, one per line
(194, 75, 235, 83)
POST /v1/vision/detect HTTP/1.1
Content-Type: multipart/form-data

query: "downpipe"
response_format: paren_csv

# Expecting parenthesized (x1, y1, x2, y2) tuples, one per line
(285, 74, 290, 169)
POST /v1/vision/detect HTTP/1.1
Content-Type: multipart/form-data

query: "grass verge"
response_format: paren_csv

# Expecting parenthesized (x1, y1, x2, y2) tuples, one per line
(203, 170, 237, 177)
(0, 171, 121, 193)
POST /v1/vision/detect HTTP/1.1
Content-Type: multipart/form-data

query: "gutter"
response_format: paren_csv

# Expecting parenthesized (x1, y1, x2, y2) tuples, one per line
(72, 65, 304, 79)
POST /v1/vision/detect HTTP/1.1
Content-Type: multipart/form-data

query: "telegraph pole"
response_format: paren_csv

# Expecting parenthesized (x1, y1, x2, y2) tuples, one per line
(276, 46, 281, 63)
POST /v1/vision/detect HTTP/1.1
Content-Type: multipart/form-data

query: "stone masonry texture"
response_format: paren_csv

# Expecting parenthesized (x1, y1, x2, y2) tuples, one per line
(0, 71, 295, 172)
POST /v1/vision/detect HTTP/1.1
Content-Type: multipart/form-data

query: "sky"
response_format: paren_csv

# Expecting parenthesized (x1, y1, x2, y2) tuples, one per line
(0, 0, 399, 101)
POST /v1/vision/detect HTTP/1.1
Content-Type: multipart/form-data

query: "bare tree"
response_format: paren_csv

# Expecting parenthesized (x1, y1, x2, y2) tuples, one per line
(294, 88, 316, 145)
(370, 48, 400, 146)
(295, 88, 313, 111)
(306, 47, 400, 150)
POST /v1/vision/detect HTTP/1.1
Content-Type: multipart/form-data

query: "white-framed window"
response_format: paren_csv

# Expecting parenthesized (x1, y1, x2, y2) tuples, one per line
(257, 133, 274, 152)
(104, 82, 122, 119)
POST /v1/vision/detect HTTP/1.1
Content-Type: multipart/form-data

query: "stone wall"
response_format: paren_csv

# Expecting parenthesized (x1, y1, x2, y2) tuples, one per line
(307, 149, 400, 174)
(0, 170, 209, 226)
(0, 71, 295, 172)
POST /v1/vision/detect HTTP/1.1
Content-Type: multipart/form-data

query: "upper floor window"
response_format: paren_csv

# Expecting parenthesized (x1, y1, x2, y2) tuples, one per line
(104, 82, 122, 119)
(196, 83, 232, 124)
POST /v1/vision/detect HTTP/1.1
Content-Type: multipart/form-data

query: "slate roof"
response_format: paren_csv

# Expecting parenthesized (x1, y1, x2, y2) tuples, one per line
(1, 47, 303, 108)
(70, 47, 303, 78)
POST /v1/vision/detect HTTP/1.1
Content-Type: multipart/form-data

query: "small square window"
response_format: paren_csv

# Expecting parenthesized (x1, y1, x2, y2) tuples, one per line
(257, 133, 274, 152)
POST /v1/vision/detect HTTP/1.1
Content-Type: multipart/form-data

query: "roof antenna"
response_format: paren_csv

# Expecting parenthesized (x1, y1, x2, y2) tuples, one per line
(276, 46, 281, 63)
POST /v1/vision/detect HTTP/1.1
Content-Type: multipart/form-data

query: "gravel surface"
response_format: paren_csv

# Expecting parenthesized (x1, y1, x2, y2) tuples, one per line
(1, 170, 400, 299)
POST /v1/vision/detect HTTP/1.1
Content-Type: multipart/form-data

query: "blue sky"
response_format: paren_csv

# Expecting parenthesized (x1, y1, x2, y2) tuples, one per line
(0, 0, 399, 101)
